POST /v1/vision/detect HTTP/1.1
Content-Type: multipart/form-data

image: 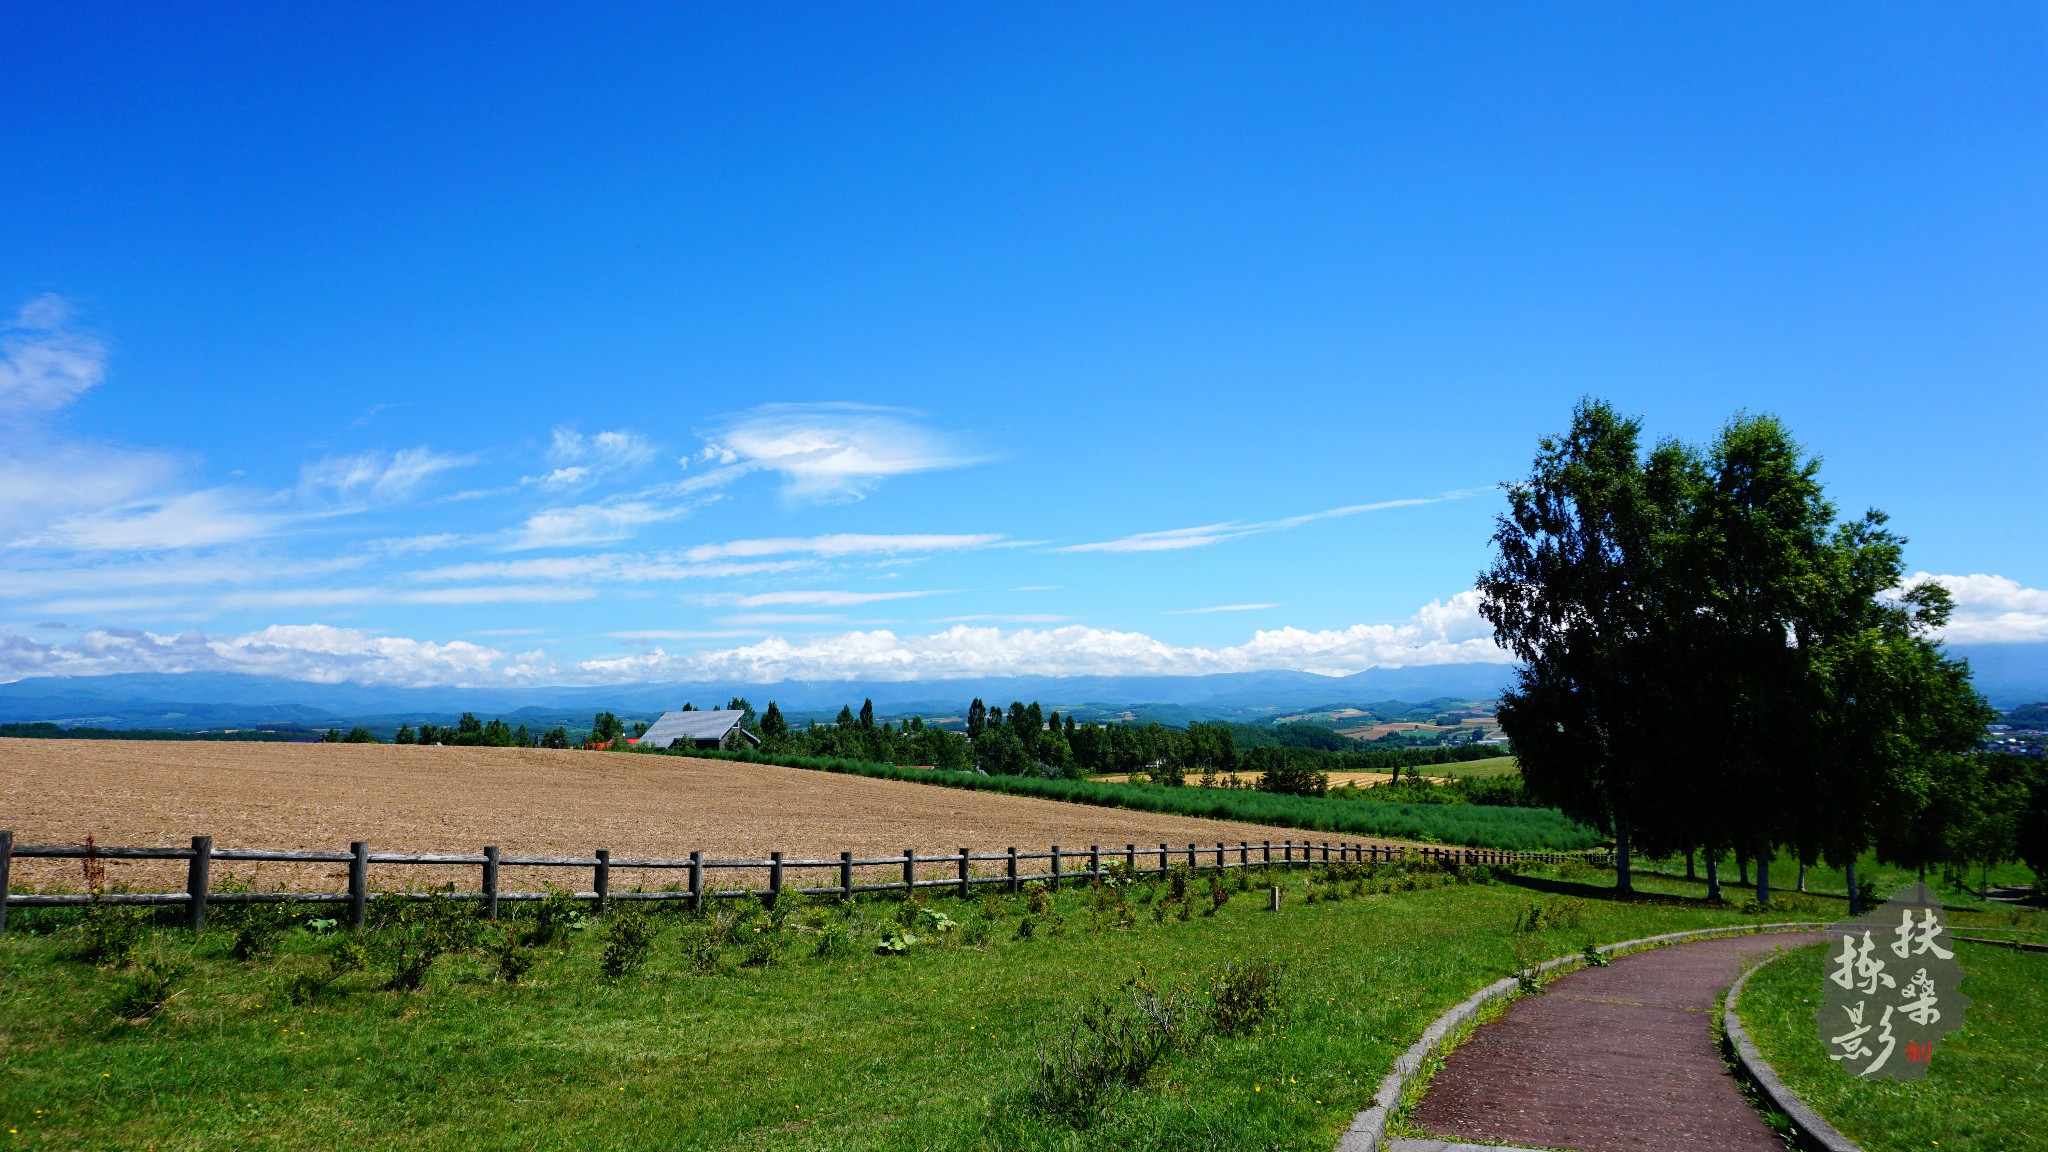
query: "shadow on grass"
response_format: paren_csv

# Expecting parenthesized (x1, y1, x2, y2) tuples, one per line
(1494, 870, 1850, 912)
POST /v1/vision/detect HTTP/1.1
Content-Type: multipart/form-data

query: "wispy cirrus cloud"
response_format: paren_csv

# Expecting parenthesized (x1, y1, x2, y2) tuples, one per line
(410, 554, 802, 584)
(1165, 603, 1279, 615)
(527, 427, 657, 490)
(681, 532, 1004, 562)
(301, 447, 469, 503)
(709, 589, 955, 608)
(697, 403, 982, 502)
(1056, 494, 1462, 554)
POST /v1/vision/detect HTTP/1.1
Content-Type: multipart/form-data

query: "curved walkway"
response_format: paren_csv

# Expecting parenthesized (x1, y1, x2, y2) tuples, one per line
(1398, 931, 1823, 1152)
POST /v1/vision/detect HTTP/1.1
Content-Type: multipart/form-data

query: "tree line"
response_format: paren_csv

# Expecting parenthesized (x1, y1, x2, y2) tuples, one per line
(1483, 400, 2047, 902)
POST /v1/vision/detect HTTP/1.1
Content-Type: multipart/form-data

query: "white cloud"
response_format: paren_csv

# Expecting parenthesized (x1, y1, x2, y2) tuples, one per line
(699, 403, 981, 502)
(411, 554, 801, 584)
(1907, 572, 2048, 644)
(680, 532, 1004, 562)
(0, 295, 105, 417)
(506, 501, 689, 550)
(0, 624, 557, 687)
(301, 447, 467, 503)
(1058, 496, 1453, 553)
(1165, 603, 1280, 615)
(527, 428, 656, 490)
(711, 589, 954, 608)
(931, 614, 1075, 624)
(578, 590, 1506, 682)
(39, 488, 278, 551)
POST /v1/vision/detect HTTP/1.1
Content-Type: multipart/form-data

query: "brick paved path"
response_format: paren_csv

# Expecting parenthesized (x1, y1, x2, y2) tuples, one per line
(1403, 931, 1823, 1152)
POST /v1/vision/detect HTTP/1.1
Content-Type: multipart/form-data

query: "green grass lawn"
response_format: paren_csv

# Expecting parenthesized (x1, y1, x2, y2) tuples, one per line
(0, 861, 1855, 1152)
(1736, 939, 2048, 1152)
(1422, 756, 1518, 780)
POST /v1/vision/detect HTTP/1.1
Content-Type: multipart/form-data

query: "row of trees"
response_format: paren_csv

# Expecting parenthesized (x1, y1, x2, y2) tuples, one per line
(1483, 400, 2034, 902)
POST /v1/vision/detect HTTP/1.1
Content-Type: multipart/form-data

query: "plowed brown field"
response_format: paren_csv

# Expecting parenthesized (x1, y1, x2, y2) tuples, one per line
(0, 739, 1376, 895)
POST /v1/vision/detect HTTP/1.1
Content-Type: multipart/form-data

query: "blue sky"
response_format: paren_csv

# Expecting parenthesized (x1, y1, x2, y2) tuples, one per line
(0, 4, 2042, 686)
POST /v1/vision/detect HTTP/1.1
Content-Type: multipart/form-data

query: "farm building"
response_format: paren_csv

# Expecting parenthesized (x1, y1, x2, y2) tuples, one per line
(635, 709, 761, 751)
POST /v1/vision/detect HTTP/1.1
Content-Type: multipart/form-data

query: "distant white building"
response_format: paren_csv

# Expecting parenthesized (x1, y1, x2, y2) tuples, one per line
(634, 709, 761, 751)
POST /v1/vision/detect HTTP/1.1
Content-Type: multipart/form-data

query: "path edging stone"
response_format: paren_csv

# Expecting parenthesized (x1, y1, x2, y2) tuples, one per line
(1722, 948, 1864, 1152)
(1332, 921, 1825, 1152)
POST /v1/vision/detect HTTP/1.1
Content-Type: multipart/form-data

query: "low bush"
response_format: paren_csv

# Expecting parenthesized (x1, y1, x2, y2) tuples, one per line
(1205, 960, 1284, 1036)
(72, 902, 150, 968)
(107, 955, 188, 1024)
(599, 908, 657, 980)
(1030, 973, 1198, 1124)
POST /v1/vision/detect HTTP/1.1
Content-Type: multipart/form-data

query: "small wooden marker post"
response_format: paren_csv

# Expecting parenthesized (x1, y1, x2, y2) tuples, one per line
(482, 845, 500, 919)
(957, 848, 971, 898)
(594, 849, 611, 916)
(838, 851, 852, 902)
(691, 851, 706, 912)
(347, 841, 369, 930)
(0, 829, 12, 936)
(1268, 885, 1280, 912)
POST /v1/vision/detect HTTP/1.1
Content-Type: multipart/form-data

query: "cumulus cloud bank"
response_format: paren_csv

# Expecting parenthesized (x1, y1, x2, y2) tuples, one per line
(1910, 572, 2048, 644)
(0, 592, 1506, 687)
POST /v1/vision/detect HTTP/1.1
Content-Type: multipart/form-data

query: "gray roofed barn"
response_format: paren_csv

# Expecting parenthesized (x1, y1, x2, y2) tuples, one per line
(635, 709, 761, 751)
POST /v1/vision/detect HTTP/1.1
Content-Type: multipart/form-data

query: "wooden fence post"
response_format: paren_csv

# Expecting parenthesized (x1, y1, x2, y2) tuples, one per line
(1186, 843, 1197, 870)
(838, 851, 852, 903)
(957, 848, 970, 898)
(1050, 846, 1062, 891)
(186, 835, 213, 933)
(769, 851, 784, 907)
(595, 849, 611, 916)
(1089, 845, 1100, 884)
(482, 845, 500, 919)
(1263, 840, 1272, 863)
(1126, 843, 1136, 872)
(1323, 842, 1331, 862)
(1158, 843, 1169, 878)
(0, 830, 12, 935)
(1217, 842, 1226, 870)
(691, 851, 705, 912)
(1007, 847, 1018, 894)
(1284, 840, 1294, 863)
(1239, 841, 1249, 865)
(348, 841, 369, 930)
(903, 849, 916, 898)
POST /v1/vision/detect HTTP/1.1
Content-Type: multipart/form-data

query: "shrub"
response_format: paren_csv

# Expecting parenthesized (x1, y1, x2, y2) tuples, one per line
(812, 919, 856, 959)
(524, 890, 585, 947)
(1206, 961, 1285, 1036)
(73, 902, 149, 968)
(487, 926, 534, 983)
(1581, 941, 1609, 968)
(960, 916, 994, 948)
(1030, 974, 1197, 1124)
(1023, 883, 1053, 917)
(875, 926, 920, 954)
(599, 908, 657, 980)
(223, 901, 295, 962)
(107, 956, 188, 1024)
(372, 891, 479, 992)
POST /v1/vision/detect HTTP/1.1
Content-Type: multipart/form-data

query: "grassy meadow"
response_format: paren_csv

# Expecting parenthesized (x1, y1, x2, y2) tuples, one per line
(1736, 938, 2047, 1152)
(0, 858, 1839, 1152)
(673, 749, 1600, 851)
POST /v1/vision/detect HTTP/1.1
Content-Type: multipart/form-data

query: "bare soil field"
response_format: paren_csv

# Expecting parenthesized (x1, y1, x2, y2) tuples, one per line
(0, 739, 1382, 895)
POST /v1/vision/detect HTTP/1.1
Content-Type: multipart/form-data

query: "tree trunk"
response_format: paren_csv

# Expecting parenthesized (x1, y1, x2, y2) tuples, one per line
(1706, 852, 1722, 902)
(1796, 860, 1806, 893)
(1846, 857, 1859, 915)
(1736, 848, 1749, 887)
(1685, 849, 1696, 882)
(1755, 835, 1770, 905)
(1614, 813, 1633, 895)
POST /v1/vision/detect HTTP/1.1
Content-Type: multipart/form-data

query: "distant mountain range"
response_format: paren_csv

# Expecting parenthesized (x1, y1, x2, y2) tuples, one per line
(0, 642, 2040, 732)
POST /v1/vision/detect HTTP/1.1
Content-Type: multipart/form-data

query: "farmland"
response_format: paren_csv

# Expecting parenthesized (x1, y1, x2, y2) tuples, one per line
(0, 738, 1397, 895)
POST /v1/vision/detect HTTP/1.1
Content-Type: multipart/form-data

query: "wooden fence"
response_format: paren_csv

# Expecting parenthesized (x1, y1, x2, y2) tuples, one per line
(0, 828, 1612, 935)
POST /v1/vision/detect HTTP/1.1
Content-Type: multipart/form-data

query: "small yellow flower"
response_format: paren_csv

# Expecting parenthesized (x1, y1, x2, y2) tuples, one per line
(1254, 1085, 1261, 1092)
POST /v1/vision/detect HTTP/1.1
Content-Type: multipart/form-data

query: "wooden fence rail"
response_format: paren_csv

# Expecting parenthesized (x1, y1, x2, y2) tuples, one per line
(0, 829, 1613, 935)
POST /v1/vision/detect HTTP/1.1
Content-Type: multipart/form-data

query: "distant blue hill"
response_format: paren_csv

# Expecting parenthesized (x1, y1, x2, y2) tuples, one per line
(0, 665, 1520, 730)
(0, 643, 2037, 730)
